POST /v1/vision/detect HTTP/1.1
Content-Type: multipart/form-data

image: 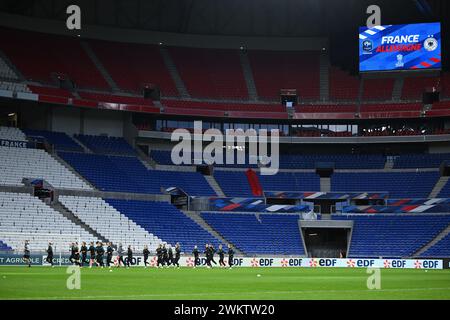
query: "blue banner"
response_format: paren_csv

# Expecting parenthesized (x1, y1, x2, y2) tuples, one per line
(359, 22, 441, 72)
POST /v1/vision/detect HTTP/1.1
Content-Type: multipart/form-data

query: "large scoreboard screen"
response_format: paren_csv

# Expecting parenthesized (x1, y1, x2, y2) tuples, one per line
(359, 22, 441, 72)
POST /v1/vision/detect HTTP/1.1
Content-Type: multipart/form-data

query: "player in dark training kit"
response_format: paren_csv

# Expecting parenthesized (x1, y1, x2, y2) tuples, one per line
(162, 244, 168, 267)
(80, 242, 88, 267)
(23, 240, 31, 267)
(96, 242, 105, 268)
(46, 242, 54, 267)
(69, 242, 79, 266)
(156, 244, 163, 268)
(173, 243, 181, 268)
(117, 243, 125, 267)
(192, 245, 200, 268)
(218, 244, 225, 267)
(143, 245, 150, 268)
(73, 242, 80, 266)
(228, 244, 234, 268)
(210, 244, 217, 265)
(126, 245, 133, 268)
(204, 244, 212, 268)
(89, 242, 96, 268)
(106, 242, 114, 268)
(168, 245, 173, 267)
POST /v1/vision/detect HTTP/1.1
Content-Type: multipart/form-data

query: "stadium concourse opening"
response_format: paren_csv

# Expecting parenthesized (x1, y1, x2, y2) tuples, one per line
(302, 227, 350, 258)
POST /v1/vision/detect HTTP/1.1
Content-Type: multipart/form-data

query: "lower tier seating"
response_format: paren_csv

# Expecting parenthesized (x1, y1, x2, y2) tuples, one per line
(333, 214, 450, 258)
(0, 192, 98, 252)
(420, 233, 450, 258)
(0, 240, 12, 252)
(59, 196, 163, 251)
(106, 199, 220, 251)
(201, 212, 305, 255)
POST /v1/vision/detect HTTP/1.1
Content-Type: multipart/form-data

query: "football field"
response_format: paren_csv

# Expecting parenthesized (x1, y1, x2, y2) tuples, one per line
(0, 266, 449, 300)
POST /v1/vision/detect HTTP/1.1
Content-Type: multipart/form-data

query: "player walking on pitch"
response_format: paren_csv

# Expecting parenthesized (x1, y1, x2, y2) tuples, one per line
(46, 242, 54, 267)
(23, 240, 31, 267)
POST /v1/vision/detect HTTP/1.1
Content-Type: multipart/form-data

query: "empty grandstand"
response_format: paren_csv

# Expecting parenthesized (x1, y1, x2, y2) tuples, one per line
(0, 1, 449, 268)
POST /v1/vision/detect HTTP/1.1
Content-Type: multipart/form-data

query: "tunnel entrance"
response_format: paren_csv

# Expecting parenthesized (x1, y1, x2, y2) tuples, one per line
(302, 227, 350, 258)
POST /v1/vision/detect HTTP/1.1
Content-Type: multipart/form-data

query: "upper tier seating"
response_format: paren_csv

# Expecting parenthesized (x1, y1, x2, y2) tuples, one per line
(420, 232, 450, 258)
(0, 126, 27, 142)
(329, 67, 359, 101)
(295, 104, 356, 113)
(214, 170, 320, 197)
(168, 47, 248, 99)
(0, 55, 18, 80)
(201, 212, 305, 255)
(393, 153, 450, 169)
(58, 152, 215, 196)
(360, 102, 422, 113)
(106, 199, 220, 251)
(441, 72, 450, 98)
(248, 50, 320, 100)
(74, 134, 136, 155)
(401, 76, 440, 100)
(0, 146, 92, 190)
(88, 40, 177, 95)
(431, 100, 450, 110)
(78, 92, 153, 105)
(0, 192, 98, 252)
(23, 129, 84, 152)
(361, 78, 394, 101)
(59, 196, 163, 251)
(0, 28, 109, 90)
(333, 214, 450, 258)
(331, 171, 440, 198)
(28, 85, 74, 98)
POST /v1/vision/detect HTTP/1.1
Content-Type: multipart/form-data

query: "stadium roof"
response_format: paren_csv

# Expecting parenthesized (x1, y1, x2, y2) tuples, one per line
(0, 0, 447, 37)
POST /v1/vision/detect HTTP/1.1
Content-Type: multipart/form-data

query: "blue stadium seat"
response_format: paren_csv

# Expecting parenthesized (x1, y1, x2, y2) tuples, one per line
(150, 150, 386, 169)
(0, 240, 12, 252)
(23, 129, 83, 152)
(278, 154, 386, 169)
(58, 152, 216, 196)
(75, 134, 136, 155)
(214, 170, 320, 197)
(201, 212, 305, 255)
(331, 171, 439, 198)
(106, 199, 221, 251)
(420, 232, 450, 258)
(393, 153, 450, 169)
(438, 180, 450, 198)
(333, 214, 450, 258)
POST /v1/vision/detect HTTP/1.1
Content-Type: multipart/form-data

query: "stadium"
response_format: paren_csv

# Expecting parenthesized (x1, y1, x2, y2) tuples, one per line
(0, 0, 449, 302)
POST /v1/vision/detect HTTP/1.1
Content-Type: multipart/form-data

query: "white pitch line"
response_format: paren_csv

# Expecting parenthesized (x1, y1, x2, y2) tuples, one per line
(5, 287, 450, 300)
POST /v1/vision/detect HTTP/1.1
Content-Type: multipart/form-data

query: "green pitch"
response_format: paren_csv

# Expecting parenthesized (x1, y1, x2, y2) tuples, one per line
(0, 266, 449, 300)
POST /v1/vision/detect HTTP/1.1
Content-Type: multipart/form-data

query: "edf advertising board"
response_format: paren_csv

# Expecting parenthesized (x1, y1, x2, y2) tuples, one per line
(359, 22, 441, 72)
